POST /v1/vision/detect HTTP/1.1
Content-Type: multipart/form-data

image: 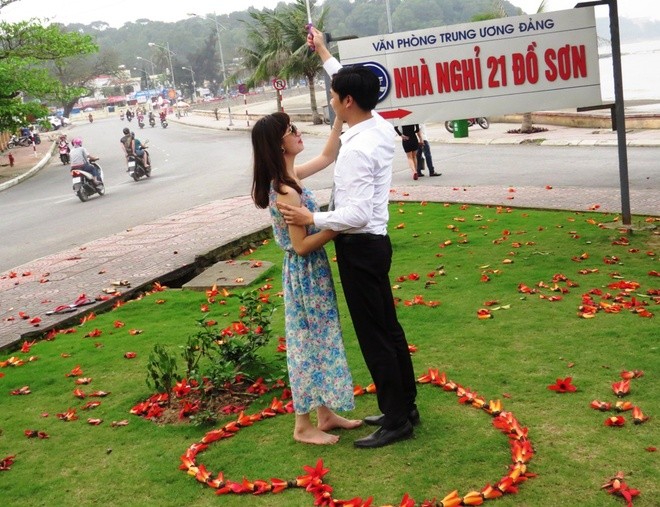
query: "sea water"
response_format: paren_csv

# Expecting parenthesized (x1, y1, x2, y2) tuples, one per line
(599, 39, 660, 101)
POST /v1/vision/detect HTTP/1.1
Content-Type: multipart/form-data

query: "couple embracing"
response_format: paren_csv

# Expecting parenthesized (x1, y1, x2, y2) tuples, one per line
(251, 28, 418, 449)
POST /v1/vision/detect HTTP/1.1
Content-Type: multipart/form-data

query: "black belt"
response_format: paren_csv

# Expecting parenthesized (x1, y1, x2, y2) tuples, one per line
(335, 233, 387, 244)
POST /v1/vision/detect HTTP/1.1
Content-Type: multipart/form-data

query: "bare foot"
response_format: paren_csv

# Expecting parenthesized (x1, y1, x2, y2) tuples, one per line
(294, 427, 340, 445)
(317, 413, 363, 432)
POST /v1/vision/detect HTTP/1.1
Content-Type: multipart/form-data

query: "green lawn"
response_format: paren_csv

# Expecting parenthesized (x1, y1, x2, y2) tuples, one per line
(1, 203, 657, 507)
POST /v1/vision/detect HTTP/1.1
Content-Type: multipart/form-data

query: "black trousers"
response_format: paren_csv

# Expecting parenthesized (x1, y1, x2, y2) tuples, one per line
(334, 234, 417, 429)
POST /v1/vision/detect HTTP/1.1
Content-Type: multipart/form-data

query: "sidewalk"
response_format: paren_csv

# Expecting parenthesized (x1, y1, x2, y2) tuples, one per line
(1, 112, 658, 349)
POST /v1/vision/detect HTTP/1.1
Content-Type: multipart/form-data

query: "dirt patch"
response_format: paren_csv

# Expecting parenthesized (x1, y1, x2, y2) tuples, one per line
(155, 382, 265, 426)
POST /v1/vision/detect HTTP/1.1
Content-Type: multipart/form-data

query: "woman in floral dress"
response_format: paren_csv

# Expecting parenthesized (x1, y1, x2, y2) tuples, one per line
(251, 112, 362, 445)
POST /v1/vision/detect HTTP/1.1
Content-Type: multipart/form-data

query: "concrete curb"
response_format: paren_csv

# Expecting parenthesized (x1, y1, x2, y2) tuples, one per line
(0, 142, 56, 192)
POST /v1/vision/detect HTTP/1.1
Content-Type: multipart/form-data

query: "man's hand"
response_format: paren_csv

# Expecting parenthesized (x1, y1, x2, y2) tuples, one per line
(307, 27, 331, 62)
(277, 202, 314, 226)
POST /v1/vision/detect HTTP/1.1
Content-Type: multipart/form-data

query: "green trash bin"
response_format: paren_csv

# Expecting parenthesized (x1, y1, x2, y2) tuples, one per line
(453, 119, 468, 138)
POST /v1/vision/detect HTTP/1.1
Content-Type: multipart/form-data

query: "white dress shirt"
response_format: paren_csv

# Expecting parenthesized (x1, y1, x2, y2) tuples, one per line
(313, 57, 396, 236)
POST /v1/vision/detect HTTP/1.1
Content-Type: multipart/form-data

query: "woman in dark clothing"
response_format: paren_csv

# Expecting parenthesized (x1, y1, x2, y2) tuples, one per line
(394, 124, 421, 180)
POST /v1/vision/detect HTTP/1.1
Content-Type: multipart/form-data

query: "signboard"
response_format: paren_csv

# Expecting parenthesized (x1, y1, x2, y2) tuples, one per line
(337, 8, 602, 125)
(238, 83, 248, 94)
(272, 78, 286, 91)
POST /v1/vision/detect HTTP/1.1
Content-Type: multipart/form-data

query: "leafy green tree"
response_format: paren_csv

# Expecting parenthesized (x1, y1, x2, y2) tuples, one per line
(47, 46, 120, 117)
(0, 16, 97, 132)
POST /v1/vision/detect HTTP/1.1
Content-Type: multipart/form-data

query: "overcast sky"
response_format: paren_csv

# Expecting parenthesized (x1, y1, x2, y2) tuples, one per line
(1, 0, 657, 27)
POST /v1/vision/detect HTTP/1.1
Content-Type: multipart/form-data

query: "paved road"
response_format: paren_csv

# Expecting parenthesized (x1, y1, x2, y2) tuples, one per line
(0, 118, 332, 272)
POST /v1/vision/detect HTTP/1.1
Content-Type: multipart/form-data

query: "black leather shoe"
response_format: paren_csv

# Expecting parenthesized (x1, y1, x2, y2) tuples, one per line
(429, 172, 441, 177)
(354, 421, 413, 448)
(363, 408, 420, 427)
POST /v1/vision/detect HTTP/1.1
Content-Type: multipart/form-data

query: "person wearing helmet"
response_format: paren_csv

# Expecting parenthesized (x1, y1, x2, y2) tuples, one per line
(120, 127, 150, 169)
(69, 138, 101, 184)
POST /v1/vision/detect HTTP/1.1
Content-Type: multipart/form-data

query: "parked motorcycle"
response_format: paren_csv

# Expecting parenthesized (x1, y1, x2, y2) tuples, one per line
(71, 160, 105, 202)
(126, 145, 151, 182)
(7, 135, 29, 148)
(444, 118, 489, 133)
(7, 133, 39, 148)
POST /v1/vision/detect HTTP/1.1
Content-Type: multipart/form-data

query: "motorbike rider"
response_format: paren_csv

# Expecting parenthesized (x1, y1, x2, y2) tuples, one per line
(69, 138, 101, 184)
(120, 127, 150, 169)
(58, 134, 70, 161)
(148, 111, 155, 125)
(137, 110, 145, 126)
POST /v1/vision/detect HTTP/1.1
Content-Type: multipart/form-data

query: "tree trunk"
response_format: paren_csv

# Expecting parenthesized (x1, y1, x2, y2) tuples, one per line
(307, 73, 322, 125)
(520, 112, 534, 133)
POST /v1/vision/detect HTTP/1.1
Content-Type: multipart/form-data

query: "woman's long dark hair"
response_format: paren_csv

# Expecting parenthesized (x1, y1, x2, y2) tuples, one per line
(251, 112, 302, 209)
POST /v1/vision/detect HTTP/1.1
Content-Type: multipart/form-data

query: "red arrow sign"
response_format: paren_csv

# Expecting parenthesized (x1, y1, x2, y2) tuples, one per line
(377, 108, 412, 120)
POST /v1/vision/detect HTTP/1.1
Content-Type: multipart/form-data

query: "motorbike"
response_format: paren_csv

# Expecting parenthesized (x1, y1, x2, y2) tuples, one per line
(126, 145, 151, 182)
(126, 111, 133, 122)
(58, 144, 70, 165)
(71, 160, 105, 202)
(138, 116, 145, 129)
(444, 118, 489, 133)
(160, 118, 168, 129)
(120, 112, 125, 121)
(7, 133, 39, 148)
(149, 116, 156, 127)
(88, 113, 94, 123)
(7, 135, 30, 148)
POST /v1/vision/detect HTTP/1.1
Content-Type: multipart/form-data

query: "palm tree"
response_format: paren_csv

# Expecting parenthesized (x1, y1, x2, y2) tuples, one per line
(275, 0, 328, 124)
(240, 0, 327, 123)
(240, 10, 288, 112)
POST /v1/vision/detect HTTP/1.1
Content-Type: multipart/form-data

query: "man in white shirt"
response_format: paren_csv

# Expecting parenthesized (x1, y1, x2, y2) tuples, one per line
(278, 28, 418, 449)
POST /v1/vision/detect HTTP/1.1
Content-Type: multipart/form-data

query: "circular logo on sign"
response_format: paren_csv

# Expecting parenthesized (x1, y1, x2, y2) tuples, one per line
(272, 78, 286, 91)
(359, 61, 391, 103)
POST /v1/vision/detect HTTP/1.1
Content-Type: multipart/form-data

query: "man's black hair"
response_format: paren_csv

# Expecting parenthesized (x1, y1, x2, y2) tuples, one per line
(331, 65, 379, 112)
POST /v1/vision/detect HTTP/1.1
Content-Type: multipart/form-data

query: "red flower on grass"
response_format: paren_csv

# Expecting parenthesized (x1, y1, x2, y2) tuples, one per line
(602, 471, 640, 506)
(612, 380, 630, 397)
(590, 400, 612, 411)
(604, 416, 625, 427)
(0, 455, 16, 471)
(632, 406, 649, 425)
(547, 377, 577, 393)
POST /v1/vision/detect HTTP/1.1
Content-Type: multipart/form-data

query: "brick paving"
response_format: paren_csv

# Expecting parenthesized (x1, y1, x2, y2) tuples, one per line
(1, 113, 658, 349)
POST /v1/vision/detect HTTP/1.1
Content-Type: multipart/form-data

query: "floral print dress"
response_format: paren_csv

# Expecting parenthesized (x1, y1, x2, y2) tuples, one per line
(269, 185, 355, 414)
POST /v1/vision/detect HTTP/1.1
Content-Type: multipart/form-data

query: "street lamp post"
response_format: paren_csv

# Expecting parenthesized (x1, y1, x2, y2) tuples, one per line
(148, 42, 176, 96)
(188, 12, 233, 125)
(136, 55, 157, 86)
(384, 0, 393, 33)
(182, 66, 196, 103)
(133, 67, 150, 94)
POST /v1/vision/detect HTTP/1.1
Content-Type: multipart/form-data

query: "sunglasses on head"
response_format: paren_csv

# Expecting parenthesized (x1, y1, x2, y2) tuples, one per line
(282, 124, 299, 137)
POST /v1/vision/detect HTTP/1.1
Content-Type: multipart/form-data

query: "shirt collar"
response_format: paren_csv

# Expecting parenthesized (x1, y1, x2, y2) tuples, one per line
(340, 113, 378, 144)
